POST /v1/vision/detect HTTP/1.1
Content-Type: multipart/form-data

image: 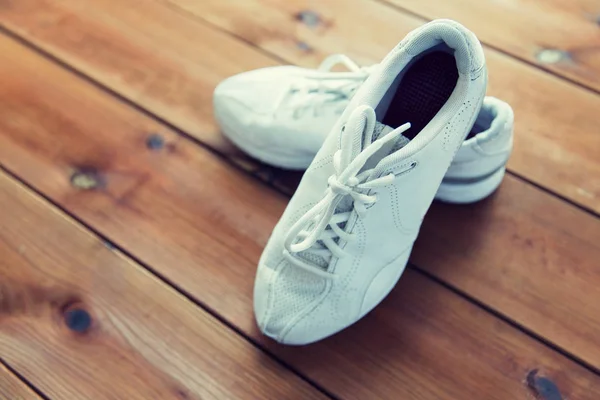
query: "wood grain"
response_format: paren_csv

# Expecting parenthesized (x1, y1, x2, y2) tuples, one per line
(0, 0, 276, 153)
(1, 26, 600, 399)
(0, 363, 40, 400)
(1, 0, 597, 213)
(164, 0, 600, 214)
(415, 176, 600, 367)
(383, 0, 600, 92)
(0, 173, 326, 400)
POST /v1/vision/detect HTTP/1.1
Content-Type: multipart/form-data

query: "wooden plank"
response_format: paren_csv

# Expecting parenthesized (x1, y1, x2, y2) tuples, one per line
(0, 26, 600, 400)
(0, 0, 597, 213)
(0, 174, 326, 400)
(0, 363, 41, 400)
(382, 0, 600, 92)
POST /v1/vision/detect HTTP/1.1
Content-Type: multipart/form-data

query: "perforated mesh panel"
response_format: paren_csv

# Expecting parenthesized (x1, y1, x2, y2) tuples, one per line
(443, 95, 482, 153)
(372, 122, 388, 141)
(298, 249, 328, 268)
(265, 263, 327, 334)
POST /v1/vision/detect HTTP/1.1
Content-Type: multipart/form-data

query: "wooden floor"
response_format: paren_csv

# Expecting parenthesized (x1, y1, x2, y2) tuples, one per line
(0, 0, 599, 399)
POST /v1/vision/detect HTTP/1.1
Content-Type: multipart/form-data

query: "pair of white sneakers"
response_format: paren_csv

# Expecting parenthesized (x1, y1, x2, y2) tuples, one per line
(214, 20, 513, 345)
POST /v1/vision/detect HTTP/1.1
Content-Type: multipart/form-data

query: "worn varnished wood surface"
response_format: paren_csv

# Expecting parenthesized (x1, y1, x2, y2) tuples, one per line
(1, 0, 598, 213)
(2, 0, 600, 366)
(0, 20, 599, 399)
(0, 0, 599, 398)
(0, 0, 276, 153)
(0, 172, 326, 400)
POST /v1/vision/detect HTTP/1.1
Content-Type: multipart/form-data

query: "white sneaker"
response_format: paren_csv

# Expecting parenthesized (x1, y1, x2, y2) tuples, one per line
(214, 54, 373, 169)
(253, 20, 488, 345)
(214, 60, 513, 206)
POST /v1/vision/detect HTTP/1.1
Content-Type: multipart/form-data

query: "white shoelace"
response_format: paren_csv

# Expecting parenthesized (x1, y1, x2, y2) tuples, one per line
(283, 106, 411, 278)
(274, 54, 374, 118)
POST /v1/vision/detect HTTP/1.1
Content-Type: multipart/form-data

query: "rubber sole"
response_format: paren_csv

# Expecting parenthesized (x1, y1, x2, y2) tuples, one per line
(435, 167, 506, 204)
(216, 113, 314, 170)
(219, 113, 505, 204)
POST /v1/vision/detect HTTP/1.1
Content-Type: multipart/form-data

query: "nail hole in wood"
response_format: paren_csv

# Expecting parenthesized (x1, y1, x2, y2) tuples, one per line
(64, 307, 92, 333)
(536, 49, 570, 64)
(146, 133, 165, 150)
(71, 170, 102, 190)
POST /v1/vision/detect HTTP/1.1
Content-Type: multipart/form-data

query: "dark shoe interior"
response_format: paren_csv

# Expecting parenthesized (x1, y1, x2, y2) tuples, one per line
(380, 45, 459, 140)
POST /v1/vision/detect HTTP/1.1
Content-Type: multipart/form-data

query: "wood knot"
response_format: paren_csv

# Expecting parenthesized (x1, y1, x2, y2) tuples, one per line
(0, 282, 73, 318)
(527, 370, 563, 400)
(174, 387, 191, 399)
(146, 133, 165, 150)
(63, 305, 93, 333)
(71, 168, 104, 190)
(295, 10, 321, 28)
(296, 41, 313, 52)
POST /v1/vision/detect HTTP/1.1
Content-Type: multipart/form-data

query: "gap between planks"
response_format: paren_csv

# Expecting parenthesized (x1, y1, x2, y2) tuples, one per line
(0, 358, 48, 400)
(373, 0, 600, 97)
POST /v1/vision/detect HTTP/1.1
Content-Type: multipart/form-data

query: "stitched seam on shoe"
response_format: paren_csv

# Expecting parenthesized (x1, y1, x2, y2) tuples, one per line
(309, 153, 334, 171)
(357, 245, 413, 313)
(389, 185, 417, 234)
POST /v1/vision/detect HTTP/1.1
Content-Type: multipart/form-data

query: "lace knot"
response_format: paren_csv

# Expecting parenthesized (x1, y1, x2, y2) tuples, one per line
(328, 175, 360, 197)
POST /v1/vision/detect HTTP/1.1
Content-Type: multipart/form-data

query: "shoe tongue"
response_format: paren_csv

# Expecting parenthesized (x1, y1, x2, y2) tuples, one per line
(359, 121, 411, 172)
(371, 121, 411, 149)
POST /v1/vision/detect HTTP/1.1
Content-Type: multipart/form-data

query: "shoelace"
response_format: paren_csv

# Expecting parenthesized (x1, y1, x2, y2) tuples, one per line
(282, 106, 412, 278)
(274, 54, 375, 118)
